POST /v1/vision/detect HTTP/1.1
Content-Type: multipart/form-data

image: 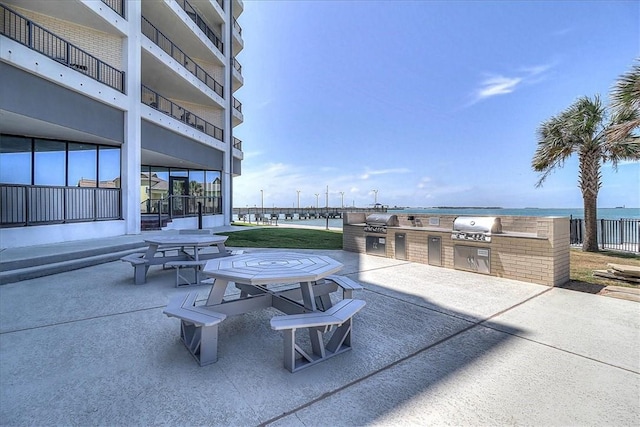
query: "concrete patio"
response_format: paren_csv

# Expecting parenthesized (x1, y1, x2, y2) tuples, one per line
(1, 237, 639, 426)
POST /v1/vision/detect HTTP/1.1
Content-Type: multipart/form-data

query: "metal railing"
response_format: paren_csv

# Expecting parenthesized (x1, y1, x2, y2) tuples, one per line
(233, 97, 242, 113)
(233, 137, 242, 150)
(101, 0, 125, 18)
(570, 218, 640, 253)
(0, 4, 125, 93)
(1, 184, 121, 227)
(142, 16, 223, 98)
(233, 57, 242, 74)
(142, 195, 222, 223)
(233, 17, 242, 36)
(175, 0, 223, 54)
(142, 85, 224, 141)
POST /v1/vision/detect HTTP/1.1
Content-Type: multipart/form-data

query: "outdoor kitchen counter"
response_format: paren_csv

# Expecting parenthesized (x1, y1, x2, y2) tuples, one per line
(353, 223, 541, 239)
(343, 215, 570, 287)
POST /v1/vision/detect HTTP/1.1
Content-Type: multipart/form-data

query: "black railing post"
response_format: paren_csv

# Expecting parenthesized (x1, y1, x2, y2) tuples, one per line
(157, 200, 162, 229)
(198, 202, 202, 229)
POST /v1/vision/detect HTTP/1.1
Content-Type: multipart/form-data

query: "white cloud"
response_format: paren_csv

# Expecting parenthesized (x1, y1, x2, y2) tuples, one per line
(360, 168, 411, 180)
(468, 62, 554, 106)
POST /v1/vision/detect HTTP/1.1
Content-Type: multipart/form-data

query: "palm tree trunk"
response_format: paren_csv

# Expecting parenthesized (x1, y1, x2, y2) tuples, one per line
(579, 150, 601, 252)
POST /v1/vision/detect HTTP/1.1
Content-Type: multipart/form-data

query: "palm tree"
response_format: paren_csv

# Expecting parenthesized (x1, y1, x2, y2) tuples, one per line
(532, 95, 640, 252)
(608, 61, 640, 142)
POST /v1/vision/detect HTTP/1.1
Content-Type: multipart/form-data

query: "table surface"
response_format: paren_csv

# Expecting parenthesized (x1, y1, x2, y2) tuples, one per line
(144, 234, 228, 247)
(202, 251, 343, 285)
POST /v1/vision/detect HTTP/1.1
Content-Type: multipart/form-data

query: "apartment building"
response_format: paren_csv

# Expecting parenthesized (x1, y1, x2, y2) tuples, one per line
(0, 0, 244, 249)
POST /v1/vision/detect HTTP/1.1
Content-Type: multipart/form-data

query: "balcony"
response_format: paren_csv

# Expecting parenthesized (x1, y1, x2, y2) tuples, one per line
(142, 16, 223, 98)
(175, 0, 223, 55)
(101, 0, 125, 18)
(0, 4, 125, 93)
(233, 137, 242, 151)
(142, 85, 224, 142)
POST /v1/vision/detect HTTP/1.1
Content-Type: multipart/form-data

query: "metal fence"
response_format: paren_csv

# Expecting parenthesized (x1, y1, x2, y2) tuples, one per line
(570, 218, 640, 253)
(101, 0, 125, 17)
(0, 4, 125, 93)
(142, 85, 224, 141)
(1, 184, 121, 227)
(141, 16, 223, 97)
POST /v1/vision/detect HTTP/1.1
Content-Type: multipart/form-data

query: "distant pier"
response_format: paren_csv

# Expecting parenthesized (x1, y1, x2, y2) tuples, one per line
(232, 206, 386, 223)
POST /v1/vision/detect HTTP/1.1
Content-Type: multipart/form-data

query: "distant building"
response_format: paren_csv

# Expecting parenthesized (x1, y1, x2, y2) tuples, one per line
(0, 0, 244, 248)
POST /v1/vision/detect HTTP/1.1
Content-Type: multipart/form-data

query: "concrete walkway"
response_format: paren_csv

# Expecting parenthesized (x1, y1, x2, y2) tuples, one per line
(0, 234, 639, 426)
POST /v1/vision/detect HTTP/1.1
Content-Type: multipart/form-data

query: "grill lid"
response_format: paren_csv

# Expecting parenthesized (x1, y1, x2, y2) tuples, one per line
(366, 213, 399, 226)
(452, 216, 502, 234)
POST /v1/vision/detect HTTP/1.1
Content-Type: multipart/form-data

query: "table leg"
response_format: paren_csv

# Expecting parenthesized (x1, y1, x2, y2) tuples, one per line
(206, 278, 229, 306)
(142, 243, 159, 279)
(299, 281, 317, 312)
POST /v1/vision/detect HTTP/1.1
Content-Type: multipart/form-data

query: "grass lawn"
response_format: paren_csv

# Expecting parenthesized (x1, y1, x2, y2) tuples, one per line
(219, 226, 639, 293)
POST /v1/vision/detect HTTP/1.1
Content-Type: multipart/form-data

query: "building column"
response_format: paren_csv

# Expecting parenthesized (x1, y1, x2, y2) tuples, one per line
(222, 0, 233, 225)
(122, 0, 142, 234)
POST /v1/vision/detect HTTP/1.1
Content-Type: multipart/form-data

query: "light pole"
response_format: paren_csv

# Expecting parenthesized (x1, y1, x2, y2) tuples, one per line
(372, 189, 378, 205)
(339, 191, 344, 209)
(260, 189, 264, 214)
(325, 185, 329, 230)
(315, 193, 319, 209)
(296, 190, 301, 210)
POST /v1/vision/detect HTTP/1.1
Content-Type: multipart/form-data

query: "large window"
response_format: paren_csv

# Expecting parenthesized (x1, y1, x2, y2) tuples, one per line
(98, 146, 121, 188)
(0, 135, 120, 187)
(69, 143, 97, 187)
(0, 135, 31, 184)
(34, 139, 66, 186)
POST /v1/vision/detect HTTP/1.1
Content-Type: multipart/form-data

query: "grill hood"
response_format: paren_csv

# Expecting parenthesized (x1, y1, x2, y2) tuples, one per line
(453, 217, 502, 234)
(366, 213, 399, 227)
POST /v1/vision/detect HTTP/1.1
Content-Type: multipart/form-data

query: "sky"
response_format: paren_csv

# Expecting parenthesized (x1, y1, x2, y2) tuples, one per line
(232, 0, 640, 210)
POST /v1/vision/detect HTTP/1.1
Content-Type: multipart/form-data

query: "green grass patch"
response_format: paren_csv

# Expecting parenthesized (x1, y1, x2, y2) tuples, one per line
(218, 227, 343, 250)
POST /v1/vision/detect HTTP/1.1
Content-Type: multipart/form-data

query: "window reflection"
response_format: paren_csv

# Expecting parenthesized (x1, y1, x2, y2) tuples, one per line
(0, 135, 31, 184)
(34, 139, 65, 186)
(98, 146, 120, 188)
(69, 143, 97, 187)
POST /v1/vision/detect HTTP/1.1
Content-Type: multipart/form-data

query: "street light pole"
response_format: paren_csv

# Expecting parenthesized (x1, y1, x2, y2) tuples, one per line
(296, 190, 301, 210)
(339, 191, 344, 209)
(325, 185, 329, 230)
(260, 189, 264, 215)
(315, 193, 319, 209)
(372, 189, 378, 206)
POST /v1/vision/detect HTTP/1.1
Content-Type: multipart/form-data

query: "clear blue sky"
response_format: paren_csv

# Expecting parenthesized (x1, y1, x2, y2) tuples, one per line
(232, 0, 639, 209)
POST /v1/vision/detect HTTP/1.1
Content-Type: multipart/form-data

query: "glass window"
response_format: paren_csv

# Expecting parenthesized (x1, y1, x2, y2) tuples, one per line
(0, 135, 32, 184)
(68, 143, 97, 187)
(189, 170, 205, 197)
(205, 171, 221, 197)
(34, 139, 65, 186)
(98, 146, 120, 188)
(149, 166, 169, 201)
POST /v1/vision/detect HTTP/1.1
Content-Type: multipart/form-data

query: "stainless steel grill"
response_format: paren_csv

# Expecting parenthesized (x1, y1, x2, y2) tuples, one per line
(365, 213, 399, 227)
(451, 216, 502, 242)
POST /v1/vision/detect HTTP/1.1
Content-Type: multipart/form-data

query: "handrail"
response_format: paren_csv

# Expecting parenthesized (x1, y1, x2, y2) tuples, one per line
(174, 0, 223, 54)
(142, 85, 224, 141)
(233, 97, 242, 113)
(0, 4, 125, 93)
(233, 57, 242, 74)
(143, 195, 223, 218)
(101, 0, 125, 18)
(142, 16, 223, 98)
(233, 137, 242, 150)
(233, 17, 242, 36)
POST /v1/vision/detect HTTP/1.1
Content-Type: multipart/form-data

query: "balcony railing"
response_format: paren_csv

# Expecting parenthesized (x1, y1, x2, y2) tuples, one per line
(142, 85, 224, 141)
(142, 16, 223, 98)
(233, 137, 242, 150)
(101, 0, 125, 18)
(142, 195, 222, 220)
(0, 4, 125, 93)
(175, 0, 223, 54)
(233, 97, 242, 113)
(233, 57, 242, 73)
(233, 17, 242, 36)
(1, 184, 121, 227)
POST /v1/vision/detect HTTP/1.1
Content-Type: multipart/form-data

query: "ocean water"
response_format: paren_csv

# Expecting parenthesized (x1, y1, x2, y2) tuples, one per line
(255, 207, 640, 229)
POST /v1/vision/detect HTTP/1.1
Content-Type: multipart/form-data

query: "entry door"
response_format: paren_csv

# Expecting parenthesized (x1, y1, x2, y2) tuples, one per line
(169, 176, 189, 216)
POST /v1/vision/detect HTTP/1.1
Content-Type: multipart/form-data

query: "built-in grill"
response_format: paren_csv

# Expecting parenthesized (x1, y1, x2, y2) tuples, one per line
(365, 213, 399, 227)
(451, 216, 502, 243)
